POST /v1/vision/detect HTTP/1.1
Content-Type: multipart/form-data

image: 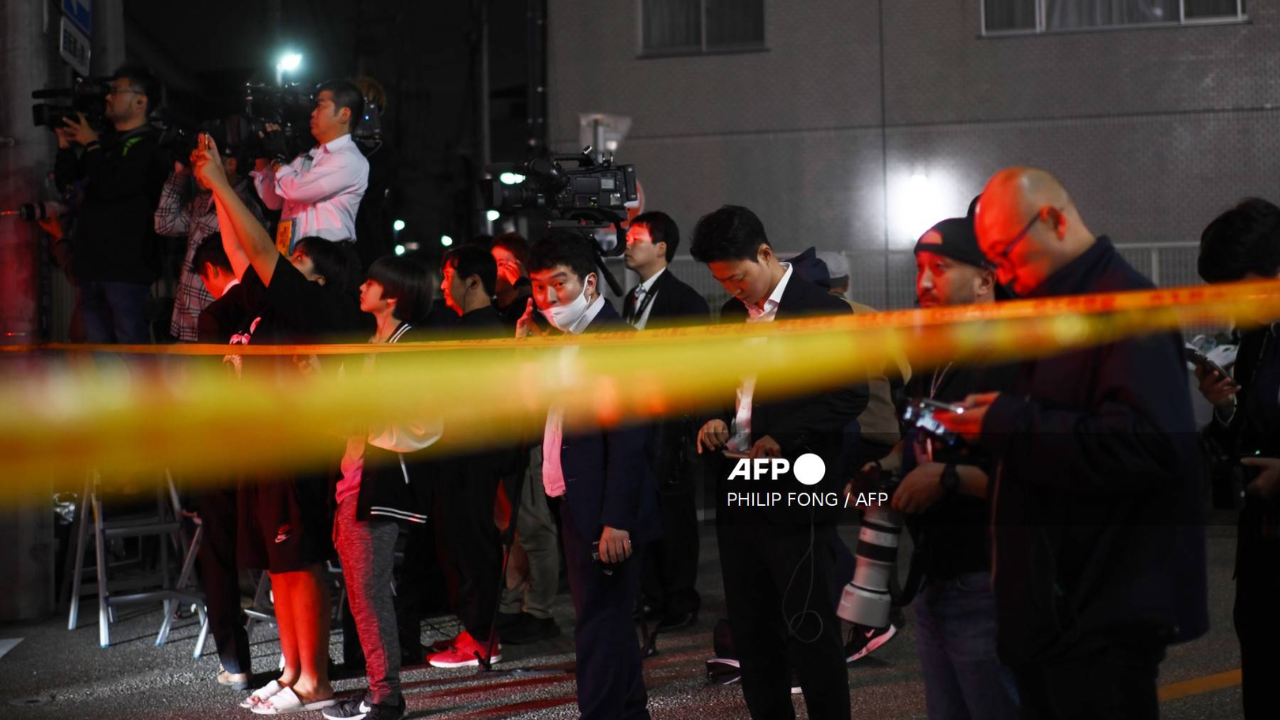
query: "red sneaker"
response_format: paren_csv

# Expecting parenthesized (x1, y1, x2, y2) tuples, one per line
(426, 630, 502, 669)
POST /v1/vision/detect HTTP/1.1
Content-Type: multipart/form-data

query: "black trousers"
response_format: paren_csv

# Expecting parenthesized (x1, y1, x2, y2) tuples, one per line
(559, 500, 650, 720)
(1235, 535, 1280, 720)
(1012, 633, 1166, 720)
(718, 522, 850, 720)
(434, 470, 503, 641)
(639, 487, 701, 616)
(194, 488, 251, 675)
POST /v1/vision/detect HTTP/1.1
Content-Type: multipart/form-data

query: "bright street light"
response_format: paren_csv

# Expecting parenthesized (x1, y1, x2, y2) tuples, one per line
(393, 219, 406, 232)
(485, 210, 501, 222)
(277, 52, 302, 73)
(440, 235, 454, 247)
(394, 244, 406, 256)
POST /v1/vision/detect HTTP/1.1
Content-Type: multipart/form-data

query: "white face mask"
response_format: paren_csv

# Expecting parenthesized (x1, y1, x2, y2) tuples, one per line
(541, 275, 596, 332)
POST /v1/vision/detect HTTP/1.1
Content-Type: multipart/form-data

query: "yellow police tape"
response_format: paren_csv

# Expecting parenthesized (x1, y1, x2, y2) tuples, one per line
(1, 279, 1277, 502)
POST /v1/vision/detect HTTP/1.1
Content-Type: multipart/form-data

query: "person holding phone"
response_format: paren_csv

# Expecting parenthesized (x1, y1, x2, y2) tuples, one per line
(856, 217, 1021, 720)
(1196, 198, 1280, 720)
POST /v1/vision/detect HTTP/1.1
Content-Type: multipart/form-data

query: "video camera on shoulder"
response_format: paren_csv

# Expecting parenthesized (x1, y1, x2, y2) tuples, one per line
(481, 148, 639, 295)
(242, 82, 315, 161)
(31, 76, 110, 130)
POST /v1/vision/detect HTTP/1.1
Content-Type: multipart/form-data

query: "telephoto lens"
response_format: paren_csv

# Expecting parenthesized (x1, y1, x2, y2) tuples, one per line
(2, 201, 66, 222)
(837, 465, 903, 628)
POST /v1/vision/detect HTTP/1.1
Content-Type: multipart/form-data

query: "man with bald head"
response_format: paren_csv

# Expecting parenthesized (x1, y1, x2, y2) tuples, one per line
(939, 168, 1208, 720)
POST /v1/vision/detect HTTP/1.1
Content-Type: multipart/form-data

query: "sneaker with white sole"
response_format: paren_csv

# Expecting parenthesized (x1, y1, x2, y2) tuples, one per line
(426, 629, 502, 669)
(845, 621, 900, 664)
(322, 694, 405, 720)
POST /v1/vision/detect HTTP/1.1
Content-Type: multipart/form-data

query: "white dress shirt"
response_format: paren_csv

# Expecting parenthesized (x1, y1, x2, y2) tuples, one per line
(630, 267, 666, 330)
(729, 262, 793, 452)
(543, 293, 607, 498)
(252, 133, 369, 251)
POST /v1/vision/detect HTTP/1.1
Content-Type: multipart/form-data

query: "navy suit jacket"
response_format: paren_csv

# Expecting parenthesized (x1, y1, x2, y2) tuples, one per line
(557, 300, 662, 544)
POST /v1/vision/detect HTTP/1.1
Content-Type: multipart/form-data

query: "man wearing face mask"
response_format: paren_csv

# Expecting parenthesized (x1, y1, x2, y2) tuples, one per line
(517, 231, 660, 720)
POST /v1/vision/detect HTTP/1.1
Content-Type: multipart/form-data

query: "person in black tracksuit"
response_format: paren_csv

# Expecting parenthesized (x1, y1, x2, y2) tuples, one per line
(691, 205, 868, 720)
(943, 168, 1209, 720)
(1195, 198, 1280, 720)
(423, 245, 517, 669)
(189, 235, 254, 688)
(622, 211, 712, 630)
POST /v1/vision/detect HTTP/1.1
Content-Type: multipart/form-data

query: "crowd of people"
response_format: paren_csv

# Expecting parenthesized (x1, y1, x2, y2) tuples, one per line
(41, 64, 1280, 720)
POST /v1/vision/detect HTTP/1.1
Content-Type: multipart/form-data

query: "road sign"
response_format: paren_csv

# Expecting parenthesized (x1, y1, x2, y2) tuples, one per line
(59, 17, 91, 76)
(62, 0, 92, 35)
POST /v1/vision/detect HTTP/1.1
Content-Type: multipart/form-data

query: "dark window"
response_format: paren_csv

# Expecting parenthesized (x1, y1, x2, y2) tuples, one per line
(983, 0, 1036, 32)
(983, 0, 1245, 35)
(642, 0, 766, 55)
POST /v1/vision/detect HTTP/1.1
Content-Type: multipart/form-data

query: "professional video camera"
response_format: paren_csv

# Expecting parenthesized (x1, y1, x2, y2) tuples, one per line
(31, 77, 110, 130)
(836, 399, 967, 628)
(241, 83, 315, 160)
(482, 148, 639, 295)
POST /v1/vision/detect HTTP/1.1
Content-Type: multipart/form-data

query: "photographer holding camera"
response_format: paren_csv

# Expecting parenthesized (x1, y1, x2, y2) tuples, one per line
(156, 142, 264, 342)
(858, 217, 1020, 720)
(252, 79, 369, 264)
(54, 66, 169, 344)
(1196, 198, 1280, 720)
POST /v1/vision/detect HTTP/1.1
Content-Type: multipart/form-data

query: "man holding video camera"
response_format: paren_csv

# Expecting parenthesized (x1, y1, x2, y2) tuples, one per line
(54, 66, 169, 344)
(862, 217, 1020, 720)
(252, 79, 369, 263)
(939, 168, 1208, 720)
(516, 230, 660, 720)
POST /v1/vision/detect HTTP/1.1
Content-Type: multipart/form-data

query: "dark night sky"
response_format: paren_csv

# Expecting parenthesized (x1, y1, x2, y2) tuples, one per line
(121, 0, 533, 247)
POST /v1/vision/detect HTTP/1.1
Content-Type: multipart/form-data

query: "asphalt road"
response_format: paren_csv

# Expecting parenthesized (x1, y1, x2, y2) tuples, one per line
(0, 524, 1246, 719)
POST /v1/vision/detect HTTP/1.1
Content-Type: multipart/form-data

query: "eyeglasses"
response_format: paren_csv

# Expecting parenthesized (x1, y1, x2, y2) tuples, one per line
(993, 208, 1053, 261)
(106, 85, 141, 97)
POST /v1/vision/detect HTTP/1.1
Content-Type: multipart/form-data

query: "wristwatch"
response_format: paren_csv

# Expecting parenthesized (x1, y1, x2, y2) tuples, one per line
(940, 463, 961, 494)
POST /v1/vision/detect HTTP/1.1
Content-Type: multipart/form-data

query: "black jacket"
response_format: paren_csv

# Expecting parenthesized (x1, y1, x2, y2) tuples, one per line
(56, 127, 169, 284)
(557, 301, 662, 544)
(357, 322, 437, 524)
(981, 237, 1209, 665)
(626, 268, 710, 328)
(717, 271, 871, 525)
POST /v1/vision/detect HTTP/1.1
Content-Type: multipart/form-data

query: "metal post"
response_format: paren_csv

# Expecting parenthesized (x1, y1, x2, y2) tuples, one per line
(0, 0, 60, 624)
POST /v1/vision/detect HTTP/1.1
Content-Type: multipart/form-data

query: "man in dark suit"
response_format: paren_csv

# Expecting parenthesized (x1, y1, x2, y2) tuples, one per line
(692, 205, 868, 720)
(518, 231, 660, 720)
(623, 211, 710, 329)
(622, 211, 711, 631)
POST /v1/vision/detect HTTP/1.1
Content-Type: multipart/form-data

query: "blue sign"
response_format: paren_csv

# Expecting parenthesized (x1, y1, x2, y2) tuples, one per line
(62, 0, 92, 36)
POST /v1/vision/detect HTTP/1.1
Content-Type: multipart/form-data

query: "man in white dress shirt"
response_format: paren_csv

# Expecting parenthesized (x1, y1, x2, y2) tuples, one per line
(253, 79, 370, 262)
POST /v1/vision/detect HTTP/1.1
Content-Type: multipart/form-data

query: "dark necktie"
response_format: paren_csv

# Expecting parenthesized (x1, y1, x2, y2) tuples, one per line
(624, 287, 640, 324)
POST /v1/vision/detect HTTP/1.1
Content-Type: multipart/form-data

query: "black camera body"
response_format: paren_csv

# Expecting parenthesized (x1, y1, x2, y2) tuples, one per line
(31, 77, 110, 130)
(483, 150, 638, 239)
(242, 83, 315, 161)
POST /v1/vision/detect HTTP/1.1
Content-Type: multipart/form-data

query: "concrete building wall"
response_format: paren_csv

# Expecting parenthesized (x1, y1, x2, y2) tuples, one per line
(546, 0, 1280, 308)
